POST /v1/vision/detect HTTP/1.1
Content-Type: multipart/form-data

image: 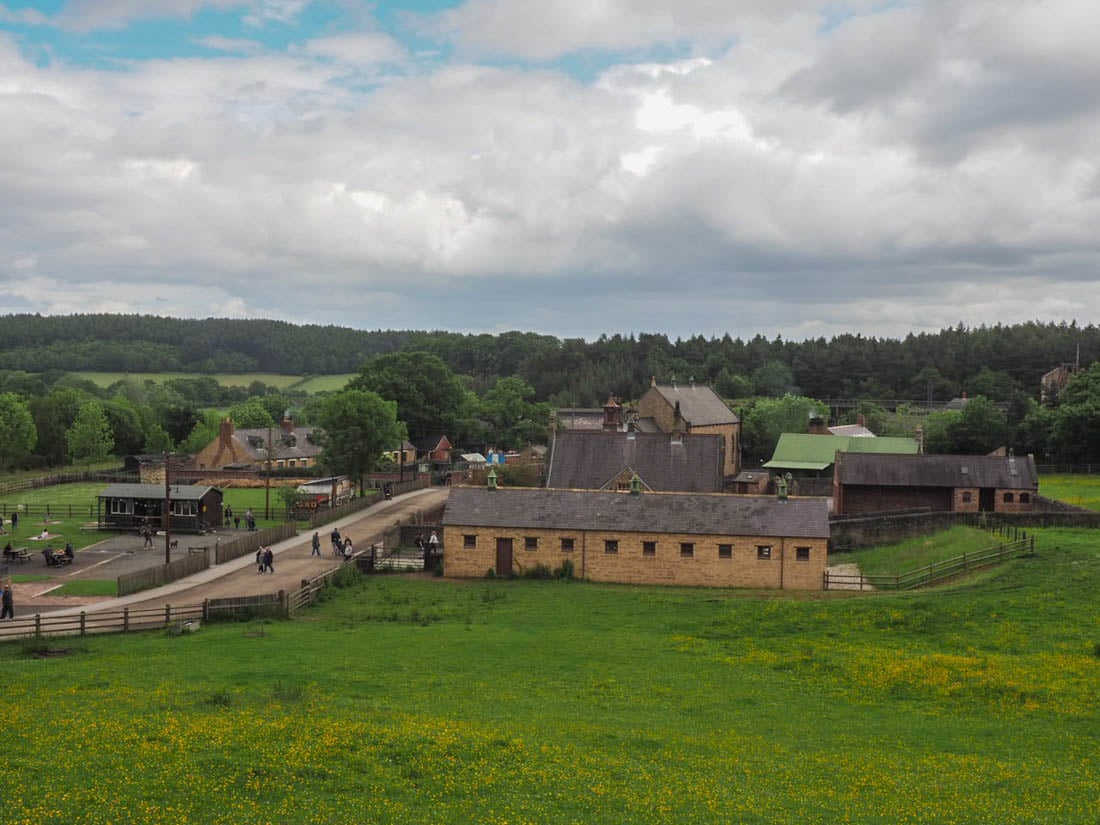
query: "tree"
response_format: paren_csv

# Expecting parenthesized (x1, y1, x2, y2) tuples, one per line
(227, 397, 276, 428)
(30, 387, 86, 467)
(101, 397, 146, 456)
(66, 400, 115, 466)
(923, 396, 1011, 454)
(315, 389, 404, 495)
(751, 361, 799, 397)
(740, 394, 829, 464)
(477, 377, 551, 451)
(1049, 363, 1100, 462)
(0, 392, 36, 468)
(350, 351, 468, 441)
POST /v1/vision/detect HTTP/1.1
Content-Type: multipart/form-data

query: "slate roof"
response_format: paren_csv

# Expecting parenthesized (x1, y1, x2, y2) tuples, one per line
(764, 433, 919, 471)
(99, 483, 218, 501)
(545, 430, 723, 492)
(650, 384, 739, 426)
(554, 408, 607, 431)
(443, 487, 830, 539)
(234, 426, 322, 462)
(836, 453, 1039, 490)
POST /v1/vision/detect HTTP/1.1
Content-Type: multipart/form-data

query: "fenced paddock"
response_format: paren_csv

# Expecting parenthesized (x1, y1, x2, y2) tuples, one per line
(824, 535, 1036, 591)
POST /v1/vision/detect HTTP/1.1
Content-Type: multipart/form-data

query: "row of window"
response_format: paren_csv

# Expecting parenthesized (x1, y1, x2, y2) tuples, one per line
(461, 534, 812, 561)
(106, 499, 197, 516)
(959, 492, 1031, 504)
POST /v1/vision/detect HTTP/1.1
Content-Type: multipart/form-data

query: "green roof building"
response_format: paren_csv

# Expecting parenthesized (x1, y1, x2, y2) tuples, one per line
(763, 433, 919, 476)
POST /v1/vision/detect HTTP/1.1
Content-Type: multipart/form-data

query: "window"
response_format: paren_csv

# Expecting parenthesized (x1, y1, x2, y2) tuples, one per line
(525, 536, 539, 551)
(796, 546, 811, 562)
(718, 543, 732, 559)
(560, 537, 575, 552)
(616, 482, 631, 491)
(171, 500, 196, 517)
(756, 545, 772, 560)
(604, 539, 619, 554)
(680, 542, 694, 558)
(1003, 492, 1014, 503)
(109, 498, 132, 515)
(961, 491, 973, 503)
(288, 459, 296, 468)
(643, 541, 656, 556)
(463, 534, 477, 549)
(1020, 493, 1031, 504)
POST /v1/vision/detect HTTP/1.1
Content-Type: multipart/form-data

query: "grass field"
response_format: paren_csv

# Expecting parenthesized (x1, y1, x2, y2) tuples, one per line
(1039, 473, 1100, 511)
(70, 371, 355, 392)
(1, 526, 1097, 824)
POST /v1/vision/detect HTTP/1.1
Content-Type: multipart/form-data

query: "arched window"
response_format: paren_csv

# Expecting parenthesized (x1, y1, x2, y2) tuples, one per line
(1004, 492, 1014, 503)
(1020, 492, 1031, 504)
(961, 491, 972, 503)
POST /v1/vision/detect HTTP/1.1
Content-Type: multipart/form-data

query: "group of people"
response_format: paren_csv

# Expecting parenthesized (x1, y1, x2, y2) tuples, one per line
(415, 531, 441, 554)
(255, 545, 274, 574)
(224, 506, 257, 531)
(326, 527, 355, 560)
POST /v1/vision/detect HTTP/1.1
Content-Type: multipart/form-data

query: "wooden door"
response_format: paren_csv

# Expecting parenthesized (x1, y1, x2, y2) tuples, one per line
(495, 538, 513, 577)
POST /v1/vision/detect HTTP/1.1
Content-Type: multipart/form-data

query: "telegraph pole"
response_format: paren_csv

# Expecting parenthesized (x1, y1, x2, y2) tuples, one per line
(163, 451, 173, 565)
(265, 426, 273, 520)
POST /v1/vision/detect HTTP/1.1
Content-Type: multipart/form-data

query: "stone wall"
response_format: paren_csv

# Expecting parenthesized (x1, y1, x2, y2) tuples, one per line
(443, 524, 826, 590)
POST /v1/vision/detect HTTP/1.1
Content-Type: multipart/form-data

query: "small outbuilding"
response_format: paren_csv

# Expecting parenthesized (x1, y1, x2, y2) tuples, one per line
(97, 483, 223, 533)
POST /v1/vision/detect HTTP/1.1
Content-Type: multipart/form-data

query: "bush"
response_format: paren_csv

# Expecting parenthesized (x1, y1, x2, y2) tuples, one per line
(523, 563, 553, 580)
(554, 559, 575, 580)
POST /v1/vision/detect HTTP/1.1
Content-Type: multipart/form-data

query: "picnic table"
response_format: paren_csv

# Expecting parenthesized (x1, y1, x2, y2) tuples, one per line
(2, 548, 30, 563)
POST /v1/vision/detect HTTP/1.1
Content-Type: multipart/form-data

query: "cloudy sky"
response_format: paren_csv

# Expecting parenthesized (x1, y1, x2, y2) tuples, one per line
(1, 1, 1097, 342)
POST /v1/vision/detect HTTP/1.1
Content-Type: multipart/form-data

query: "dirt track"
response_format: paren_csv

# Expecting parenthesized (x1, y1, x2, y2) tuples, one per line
(119, 486, 450, 611)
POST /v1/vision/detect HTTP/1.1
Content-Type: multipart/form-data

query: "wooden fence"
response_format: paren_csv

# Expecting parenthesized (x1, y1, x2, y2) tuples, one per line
(117, 551, 210, 596)
(824, 535, 1035, 591)
(213, 523, 298, 564)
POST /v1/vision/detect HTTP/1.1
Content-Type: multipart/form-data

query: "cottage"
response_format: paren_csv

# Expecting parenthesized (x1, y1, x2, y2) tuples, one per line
(442, 484, 829, 590)
(192, 416, 322, 471)
(97, 483, 222, 533)
(545, 430, 723, 493)
(635, 378, 741, 477)
(833, 452, 1039, 515)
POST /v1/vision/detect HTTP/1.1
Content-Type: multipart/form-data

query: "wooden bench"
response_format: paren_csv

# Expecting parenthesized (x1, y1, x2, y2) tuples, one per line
(3, 548, 30, 563)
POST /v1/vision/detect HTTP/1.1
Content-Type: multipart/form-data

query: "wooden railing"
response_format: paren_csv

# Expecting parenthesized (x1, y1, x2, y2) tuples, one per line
(824, 535, 1035, 591)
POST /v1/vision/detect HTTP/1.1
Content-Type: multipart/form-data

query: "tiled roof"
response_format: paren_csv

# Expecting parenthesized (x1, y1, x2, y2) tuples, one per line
(650, 384, 739, 426)
(837, 453, 1039, 489)
(545, 430, 723, 492)
(443, 487, 830, 539)
(234, 427, 322, 460)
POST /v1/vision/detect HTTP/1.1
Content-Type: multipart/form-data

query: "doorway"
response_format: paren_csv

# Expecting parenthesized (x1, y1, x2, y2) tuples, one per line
(495, 537, 513, 577)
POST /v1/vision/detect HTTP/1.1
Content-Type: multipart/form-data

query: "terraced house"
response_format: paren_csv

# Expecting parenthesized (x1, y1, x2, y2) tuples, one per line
(442, 482, 830, 590)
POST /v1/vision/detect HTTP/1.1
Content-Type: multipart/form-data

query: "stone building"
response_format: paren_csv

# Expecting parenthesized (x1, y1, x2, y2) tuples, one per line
(442, 483, 829, 590)
(635, 378, 741, 477)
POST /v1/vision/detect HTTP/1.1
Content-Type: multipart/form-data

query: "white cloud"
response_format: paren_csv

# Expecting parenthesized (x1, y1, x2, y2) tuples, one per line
(2, 2, 1100, 340)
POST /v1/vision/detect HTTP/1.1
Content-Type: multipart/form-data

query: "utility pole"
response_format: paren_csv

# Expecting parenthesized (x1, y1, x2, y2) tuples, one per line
(163, 451, 173, 565)
(265, 426, 273, 520)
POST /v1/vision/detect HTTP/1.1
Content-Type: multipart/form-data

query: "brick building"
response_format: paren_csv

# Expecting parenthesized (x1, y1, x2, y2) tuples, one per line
(635, 379, 741, 477)
(442, 484, 829, 590)
(192, 416, 321, 471)
(833, 452, 1039, 515)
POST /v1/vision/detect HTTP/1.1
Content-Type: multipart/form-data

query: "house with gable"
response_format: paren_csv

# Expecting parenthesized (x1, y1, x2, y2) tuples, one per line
(192, 416, 322, 471)
(545, 429, 724, 493)
(635, 378, 741, 477)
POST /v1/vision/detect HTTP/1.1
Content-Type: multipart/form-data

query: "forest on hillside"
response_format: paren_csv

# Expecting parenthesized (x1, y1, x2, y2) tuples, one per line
(0, 314, 1094, 407)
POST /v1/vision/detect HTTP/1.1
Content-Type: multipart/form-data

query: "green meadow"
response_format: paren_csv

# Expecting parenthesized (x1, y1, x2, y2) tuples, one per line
(1039, 473, 1100, 512)
(2, 526, 1097, 824)
(70, 371, 355, 392)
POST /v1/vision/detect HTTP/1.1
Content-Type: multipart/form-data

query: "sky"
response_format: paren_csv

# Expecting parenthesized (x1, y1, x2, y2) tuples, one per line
(1, 1, 1098, 343)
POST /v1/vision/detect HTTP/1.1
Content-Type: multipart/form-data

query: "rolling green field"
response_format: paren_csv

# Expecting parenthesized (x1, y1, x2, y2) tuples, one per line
(1039, 473, 1100, 511)
(70, 371, 355, 392)
(1, 526, 1097, 824)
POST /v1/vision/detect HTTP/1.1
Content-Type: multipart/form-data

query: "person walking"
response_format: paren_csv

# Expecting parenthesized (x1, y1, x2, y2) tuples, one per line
(10, 511, 18, 533)
(428, 530, 440, 554)
(311, 532, 321, 557)
(1, 583, 13, 620)
(256, 546, 265, 573)
(342, 536, 353, 560)
(262, 546, 275, 574)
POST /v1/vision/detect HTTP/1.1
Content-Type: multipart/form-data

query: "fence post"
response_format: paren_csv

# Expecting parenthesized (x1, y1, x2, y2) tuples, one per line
(123, 607, 129, 633)
(80, 612, 86, 637)
(34, 613, 41, 637)
(165, 605, 171, 626)
(202, 599, 209, 621)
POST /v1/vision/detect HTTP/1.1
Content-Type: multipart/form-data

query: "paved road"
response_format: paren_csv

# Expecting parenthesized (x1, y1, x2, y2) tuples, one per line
(2, 486, 450, 625)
